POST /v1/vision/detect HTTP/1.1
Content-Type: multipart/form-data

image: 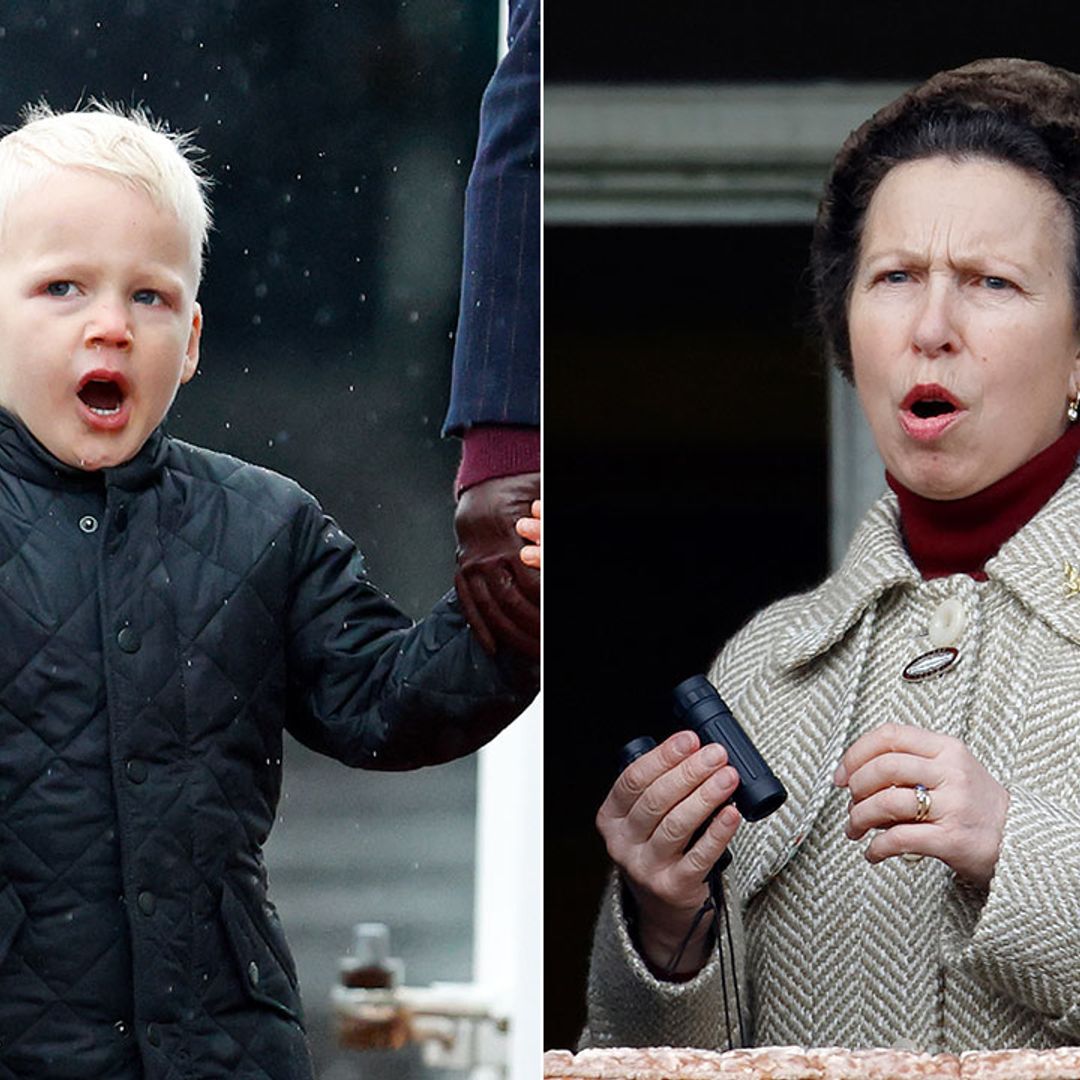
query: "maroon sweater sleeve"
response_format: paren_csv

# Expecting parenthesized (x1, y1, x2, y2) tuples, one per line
(456, 424, 541, 496)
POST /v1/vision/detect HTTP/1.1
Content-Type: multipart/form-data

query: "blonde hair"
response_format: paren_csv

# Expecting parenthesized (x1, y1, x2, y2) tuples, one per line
(0, 100, 212, 278)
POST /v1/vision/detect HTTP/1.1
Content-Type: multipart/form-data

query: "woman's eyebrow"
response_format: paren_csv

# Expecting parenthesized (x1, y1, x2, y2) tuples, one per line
(860, 245, 1033, 275)
(856, 246, 925, 268)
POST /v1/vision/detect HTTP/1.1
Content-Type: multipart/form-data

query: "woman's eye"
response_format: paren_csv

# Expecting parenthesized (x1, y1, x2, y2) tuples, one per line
(880, 270, 909, 285)
(44, 281, 76, 297)
(133, 289, 163, 305)
(981, 276, 1012, 291)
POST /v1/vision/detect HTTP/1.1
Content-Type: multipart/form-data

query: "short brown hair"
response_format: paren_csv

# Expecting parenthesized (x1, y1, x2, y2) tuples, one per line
(810, 58, 1080, 381)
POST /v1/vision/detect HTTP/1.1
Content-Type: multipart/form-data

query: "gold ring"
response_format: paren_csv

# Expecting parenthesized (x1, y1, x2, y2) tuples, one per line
(913, 784, 932, 823)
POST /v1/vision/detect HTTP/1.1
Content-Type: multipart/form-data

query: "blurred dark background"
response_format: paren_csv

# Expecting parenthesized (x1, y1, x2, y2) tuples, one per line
(0, 4, 498, 1077)
(544, 0, 1074, 1052)
(544, 2, 1077, 84)
(0, 0, 492, 606)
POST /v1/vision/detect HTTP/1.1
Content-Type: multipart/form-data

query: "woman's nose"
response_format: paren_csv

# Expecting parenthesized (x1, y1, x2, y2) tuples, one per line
(84, 298, 133, 350)
(911, 281, 960, 358)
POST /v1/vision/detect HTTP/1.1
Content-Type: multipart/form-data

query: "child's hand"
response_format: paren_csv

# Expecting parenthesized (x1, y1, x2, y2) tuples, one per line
(515, 500, 541, 569)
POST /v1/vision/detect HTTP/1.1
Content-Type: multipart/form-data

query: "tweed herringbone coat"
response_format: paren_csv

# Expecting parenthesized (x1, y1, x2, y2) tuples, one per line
(0, 408, 536, 1079)
(584, 470, 1080, 1053)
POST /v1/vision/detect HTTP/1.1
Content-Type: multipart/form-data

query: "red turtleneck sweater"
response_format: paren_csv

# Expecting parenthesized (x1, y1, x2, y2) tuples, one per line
(886, 423, 1080, 580)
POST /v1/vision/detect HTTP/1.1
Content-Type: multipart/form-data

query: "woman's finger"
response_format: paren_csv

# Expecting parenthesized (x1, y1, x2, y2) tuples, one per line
(846, 783, 939, 841)
(846, 751, 942, 803)
(864, 823, 944, 865)
(621, 742, 730, 841)
(597, 730, 700, 822)
(676, 804, 741, 883)
(836, 722, 945, 786)
(645, 765, 740, 862)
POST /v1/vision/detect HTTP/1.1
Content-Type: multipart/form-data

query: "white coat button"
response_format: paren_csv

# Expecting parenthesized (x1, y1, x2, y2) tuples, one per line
(928, 598, 967, 647)
(79, 515, 98, 534)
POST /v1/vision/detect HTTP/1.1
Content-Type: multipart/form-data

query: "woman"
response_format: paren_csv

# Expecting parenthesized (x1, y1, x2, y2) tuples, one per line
(584, 58, 1080, 1054)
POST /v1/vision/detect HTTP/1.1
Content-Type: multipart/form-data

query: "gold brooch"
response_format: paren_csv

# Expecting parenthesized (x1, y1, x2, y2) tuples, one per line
(1065, 561, 1080, 598)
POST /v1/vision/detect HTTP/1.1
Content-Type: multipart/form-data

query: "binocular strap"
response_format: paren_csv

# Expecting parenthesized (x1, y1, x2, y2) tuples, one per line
(663, 866, 746, 1049)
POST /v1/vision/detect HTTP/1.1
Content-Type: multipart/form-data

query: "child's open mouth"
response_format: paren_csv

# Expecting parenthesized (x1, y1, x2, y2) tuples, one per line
(79, 380, 123, 415)
(76, 370, 131, 428)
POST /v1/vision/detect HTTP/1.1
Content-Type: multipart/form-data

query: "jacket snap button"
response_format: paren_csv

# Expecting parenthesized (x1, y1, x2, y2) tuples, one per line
(125, 759, 148, 784)
(79, 515, 98, 534)
(117, 627, 140, 653)
(248, 960, 260, 986)
(146, 1023, 161, 1047)
(137, 890, 156, 916)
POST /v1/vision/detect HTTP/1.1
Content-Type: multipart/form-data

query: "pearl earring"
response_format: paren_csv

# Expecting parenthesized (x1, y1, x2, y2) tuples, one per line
(1069, 391, 1080, 424)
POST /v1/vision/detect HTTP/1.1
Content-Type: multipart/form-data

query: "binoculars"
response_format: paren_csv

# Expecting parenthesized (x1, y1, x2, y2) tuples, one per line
(620, 675, 788, 869)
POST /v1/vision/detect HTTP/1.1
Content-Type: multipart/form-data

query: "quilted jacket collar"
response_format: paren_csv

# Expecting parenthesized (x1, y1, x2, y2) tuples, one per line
(777, 465, 1080, 669)
(0, 406, 168, 491)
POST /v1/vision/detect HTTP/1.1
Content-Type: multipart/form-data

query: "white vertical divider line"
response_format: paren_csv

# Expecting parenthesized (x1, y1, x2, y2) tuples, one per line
(473, 8, 537, 1080)
(473, 698, 542, 1079)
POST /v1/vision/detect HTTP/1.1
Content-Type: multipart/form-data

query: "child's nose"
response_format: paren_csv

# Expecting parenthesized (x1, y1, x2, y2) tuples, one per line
(84, 299, 134, 350)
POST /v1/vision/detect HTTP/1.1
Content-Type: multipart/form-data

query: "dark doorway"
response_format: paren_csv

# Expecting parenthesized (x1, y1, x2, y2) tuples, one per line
(545, 223, 830, 1049)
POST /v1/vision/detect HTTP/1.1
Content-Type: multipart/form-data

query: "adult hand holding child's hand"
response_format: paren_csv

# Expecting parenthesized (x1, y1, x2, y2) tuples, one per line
(453, 472, 540, 658)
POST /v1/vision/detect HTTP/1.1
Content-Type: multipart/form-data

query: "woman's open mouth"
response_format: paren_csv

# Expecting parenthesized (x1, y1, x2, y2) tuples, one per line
(76, 370, 131, 430)
(899, 383, 965, 442)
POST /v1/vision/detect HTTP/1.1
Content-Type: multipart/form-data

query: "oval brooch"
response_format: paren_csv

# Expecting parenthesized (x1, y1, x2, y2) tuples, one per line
(902, 647, 959, 682)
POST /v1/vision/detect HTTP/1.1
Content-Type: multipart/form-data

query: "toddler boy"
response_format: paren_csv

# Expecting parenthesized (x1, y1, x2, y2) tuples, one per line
(0, 103, 537, 1078)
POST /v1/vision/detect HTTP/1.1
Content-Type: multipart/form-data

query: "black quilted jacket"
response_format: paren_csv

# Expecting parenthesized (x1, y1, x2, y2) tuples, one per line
(0, 408, 537, 1079)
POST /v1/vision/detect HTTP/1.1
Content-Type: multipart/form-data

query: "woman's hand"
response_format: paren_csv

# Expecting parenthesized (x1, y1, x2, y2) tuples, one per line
(596, 731, 742, 975)
(835, 723, 1010, 888)
(515, 499, 541, 569)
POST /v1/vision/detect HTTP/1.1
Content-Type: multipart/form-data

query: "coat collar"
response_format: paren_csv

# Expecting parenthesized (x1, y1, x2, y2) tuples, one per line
(987, 467, 1080, 647)
(0, 406, 168, 492)
(776, 492, 918, 670)
(776, 465, 1080, 671)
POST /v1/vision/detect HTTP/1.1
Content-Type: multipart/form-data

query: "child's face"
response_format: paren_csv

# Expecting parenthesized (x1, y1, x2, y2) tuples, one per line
(0, 167, 202, 470)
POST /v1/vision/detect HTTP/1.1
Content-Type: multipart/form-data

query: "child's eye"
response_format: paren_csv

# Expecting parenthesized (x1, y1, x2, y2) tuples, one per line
(132, 289, 163, 305)
(44, 281, 77, 297)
